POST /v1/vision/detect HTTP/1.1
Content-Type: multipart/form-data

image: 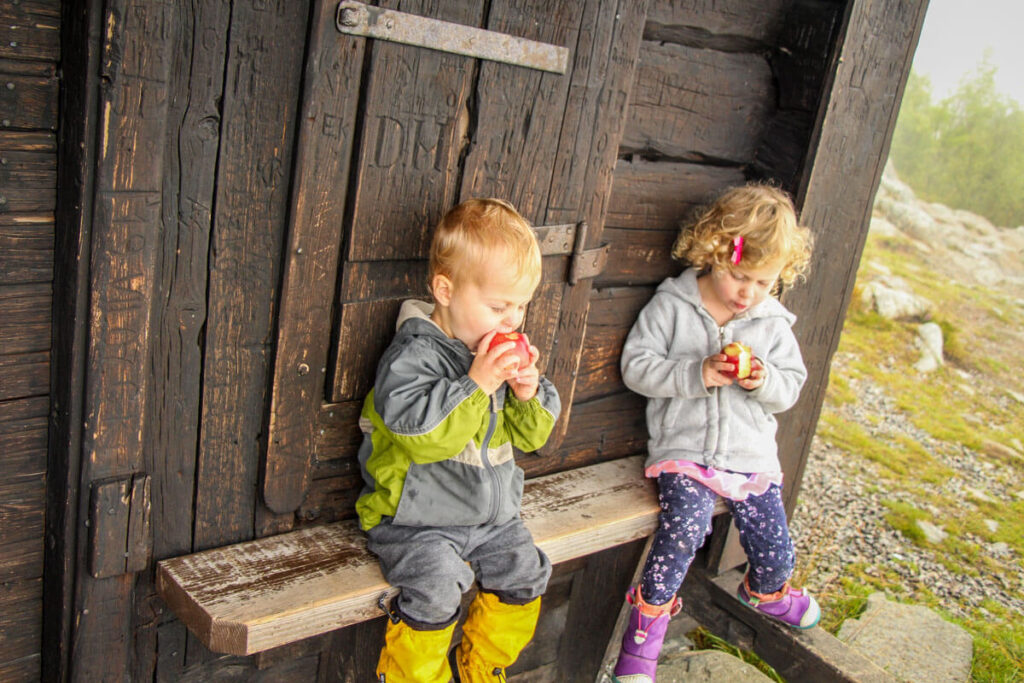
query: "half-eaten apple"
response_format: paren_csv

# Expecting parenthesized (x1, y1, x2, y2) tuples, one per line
(722, 342, 753, 380)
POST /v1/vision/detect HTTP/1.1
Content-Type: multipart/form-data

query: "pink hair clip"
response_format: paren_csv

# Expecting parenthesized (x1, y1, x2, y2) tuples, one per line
(730, 236, 744, 265)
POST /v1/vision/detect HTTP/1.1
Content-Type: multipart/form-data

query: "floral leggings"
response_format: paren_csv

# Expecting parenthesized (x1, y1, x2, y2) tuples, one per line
(640, 472, 795, 605)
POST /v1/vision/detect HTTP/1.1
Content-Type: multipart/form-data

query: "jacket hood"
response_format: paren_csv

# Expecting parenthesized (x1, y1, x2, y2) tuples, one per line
(656, 269, 796, 326)
(393, 299, 473, 359)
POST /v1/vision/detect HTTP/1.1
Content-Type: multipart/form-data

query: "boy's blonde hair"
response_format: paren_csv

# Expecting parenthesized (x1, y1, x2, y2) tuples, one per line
(429, 198, 542, 288)
(673, 184, 812, 286)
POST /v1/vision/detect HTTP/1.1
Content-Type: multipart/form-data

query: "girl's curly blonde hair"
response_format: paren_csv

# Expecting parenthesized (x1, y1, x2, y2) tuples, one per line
(673, 184, 813, 287)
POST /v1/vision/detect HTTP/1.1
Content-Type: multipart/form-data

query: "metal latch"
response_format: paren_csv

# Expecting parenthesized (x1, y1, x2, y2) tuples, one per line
(336, 1, 569, 74)
(530, 222, 608, 284)
(568, 221, 609, 285)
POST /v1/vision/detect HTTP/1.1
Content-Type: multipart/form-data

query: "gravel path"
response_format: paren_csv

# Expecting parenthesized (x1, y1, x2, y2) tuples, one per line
(790, 369, 1024, 623)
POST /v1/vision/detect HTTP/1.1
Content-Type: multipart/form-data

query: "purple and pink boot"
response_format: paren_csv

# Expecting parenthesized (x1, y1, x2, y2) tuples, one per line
(736, 573, 820, 629)
(612, 586, 682, 683)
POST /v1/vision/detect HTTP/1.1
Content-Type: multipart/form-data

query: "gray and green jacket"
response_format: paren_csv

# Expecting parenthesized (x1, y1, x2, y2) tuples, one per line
(356, 300, 561, 531)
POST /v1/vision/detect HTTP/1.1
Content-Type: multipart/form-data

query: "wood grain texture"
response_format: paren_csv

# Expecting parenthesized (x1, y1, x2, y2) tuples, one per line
(0, 74, 57, 130)
(780, 0, 929, 518)
(606, 158, 744, 231)
(0, 283, 51, 354)
(0, 351, 47, 400)
(263, 0, 367, 514)
(157, 456, 659, 655)
(193, 0, 309, 549)
(599, 227, 677, 287)
(529, 392, 649, 474)
(144, 0, 230, 562)
(620, 42, 773, 163)
(44, 0, 101, 677)
(0, 578, 42, 680)
(0, 471, 45, 547)
(346, 0, 484, 262)
(644, 0, 790, 46)
(0, 131, 57, 214)
(574, 286, 652, 402)
(71, 0, 174, 675)
(0, 1, 60, 63)
(459, 0, 582, 220)
(0, 216, 53, 285)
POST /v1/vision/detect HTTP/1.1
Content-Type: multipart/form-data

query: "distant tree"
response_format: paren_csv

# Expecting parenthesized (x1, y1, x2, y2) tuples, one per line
(890, 57, 1024, 227)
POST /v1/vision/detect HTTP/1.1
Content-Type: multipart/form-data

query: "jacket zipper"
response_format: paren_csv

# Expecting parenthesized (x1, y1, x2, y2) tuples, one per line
(713, 325, 727, 466)
(481, 393, 501, 524)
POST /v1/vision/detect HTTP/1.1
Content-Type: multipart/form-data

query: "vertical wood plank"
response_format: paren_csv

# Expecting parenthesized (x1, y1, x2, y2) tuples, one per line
(193, 0, 309, 549)
(557, 540, 647, 678)
(86, 480, 129, 579)
(71, 0, 172, 678)
(541, 0, 649, 451)
(262, 0, 367, 514)
(780, 0, 929, 519)
(145, 0, 231, 563)
(45, 0, 102, 677)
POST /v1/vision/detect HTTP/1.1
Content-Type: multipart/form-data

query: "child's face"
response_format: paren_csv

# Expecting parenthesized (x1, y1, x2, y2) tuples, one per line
(431, 254, 537, 350)
(706, 261, 782, 317)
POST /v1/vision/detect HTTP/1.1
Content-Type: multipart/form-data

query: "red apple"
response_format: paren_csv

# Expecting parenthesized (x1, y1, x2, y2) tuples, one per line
(722, 342, 753, 379)
(489, 331, 532, 368)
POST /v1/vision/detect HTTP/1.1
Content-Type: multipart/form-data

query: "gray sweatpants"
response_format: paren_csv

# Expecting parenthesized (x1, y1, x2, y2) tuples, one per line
(366, 517, 552, 627)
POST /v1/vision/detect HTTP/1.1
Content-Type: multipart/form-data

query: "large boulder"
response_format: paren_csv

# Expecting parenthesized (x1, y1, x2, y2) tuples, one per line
(860, 280, 932, 320)
(838, 593, 973, 682)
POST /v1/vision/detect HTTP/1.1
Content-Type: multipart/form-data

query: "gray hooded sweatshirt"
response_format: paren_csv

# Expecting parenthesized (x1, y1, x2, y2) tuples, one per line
(620, 269, 807, 474)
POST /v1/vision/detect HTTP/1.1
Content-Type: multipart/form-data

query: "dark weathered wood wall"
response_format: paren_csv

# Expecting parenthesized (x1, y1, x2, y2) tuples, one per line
(33, 0, 926, 680)
(0, 1, 60, 681)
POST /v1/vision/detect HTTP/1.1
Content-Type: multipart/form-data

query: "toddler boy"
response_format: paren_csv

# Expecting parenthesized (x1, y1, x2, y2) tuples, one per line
(356, 198, 561, 682)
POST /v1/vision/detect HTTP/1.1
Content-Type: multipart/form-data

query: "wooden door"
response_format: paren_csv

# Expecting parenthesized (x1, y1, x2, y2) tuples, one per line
(261, 0, 648, 519)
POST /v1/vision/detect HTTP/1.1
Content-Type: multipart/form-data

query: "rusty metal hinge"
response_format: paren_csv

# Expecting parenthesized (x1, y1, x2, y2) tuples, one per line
(568, 221, 609, 285)
(335, 1, 569, 74)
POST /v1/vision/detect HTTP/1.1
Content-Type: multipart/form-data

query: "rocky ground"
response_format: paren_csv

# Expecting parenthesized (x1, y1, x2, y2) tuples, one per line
(791, 383, 1024, 622)
(789, 162, 1024, 635)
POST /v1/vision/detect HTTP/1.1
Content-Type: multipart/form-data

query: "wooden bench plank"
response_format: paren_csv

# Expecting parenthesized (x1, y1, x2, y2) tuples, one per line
(157, 456, 660, 656)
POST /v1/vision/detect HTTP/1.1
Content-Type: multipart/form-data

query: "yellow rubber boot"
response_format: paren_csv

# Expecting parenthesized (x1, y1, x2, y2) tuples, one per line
(455, 592, 541, 682)
(376, 617, 456, 683)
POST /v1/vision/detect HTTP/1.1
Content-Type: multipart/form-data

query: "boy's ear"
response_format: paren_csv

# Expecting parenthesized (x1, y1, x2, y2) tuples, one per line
(431, 273, 453, 306)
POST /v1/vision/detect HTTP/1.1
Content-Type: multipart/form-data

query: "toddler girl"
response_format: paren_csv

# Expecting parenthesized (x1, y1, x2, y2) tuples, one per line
(614, 184, 818, 682)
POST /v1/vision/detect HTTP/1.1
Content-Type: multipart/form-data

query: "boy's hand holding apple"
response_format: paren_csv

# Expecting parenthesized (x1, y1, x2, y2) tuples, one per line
(471, 331, 540, 398)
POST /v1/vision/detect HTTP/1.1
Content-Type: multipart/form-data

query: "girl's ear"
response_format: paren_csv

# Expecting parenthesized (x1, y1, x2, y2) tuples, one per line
(431, 273, 453, 306)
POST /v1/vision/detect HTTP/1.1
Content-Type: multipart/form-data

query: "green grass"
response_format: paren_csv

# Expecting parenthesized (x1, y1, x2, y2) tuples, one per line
(687, 627, 785, 682)
(881, 500, 930, 544)
(961, 608, 1024, 682)
(816, 414, 954, 483)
